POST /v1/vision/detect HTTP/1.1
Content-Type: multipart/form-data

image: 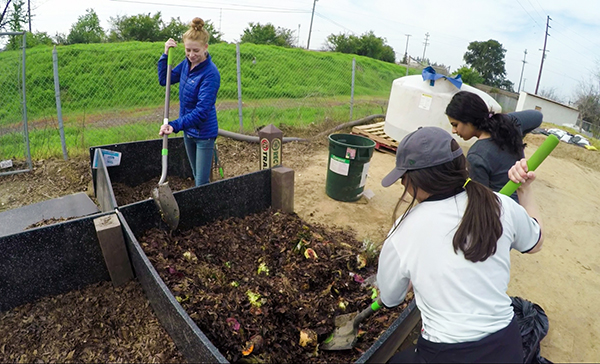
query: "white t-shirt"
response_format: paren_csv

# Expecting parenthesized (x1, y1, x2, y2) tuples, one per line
(377, 191, 540, 344)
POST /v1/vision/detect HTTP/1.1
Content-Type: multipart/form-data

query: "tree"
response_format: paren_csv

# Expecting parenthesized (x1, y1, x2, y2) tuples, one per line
(158, 16, 187, 42)
(6, 0, 23, 30)
(463, 39, 512, 90)
(54, 32, 67, 45)
(499, 79, 515, 93)
(67, 9, 105, 44)
(452, 66, 484, 86)
(4, 0, 26, 50)
(202, 20, 224, 44)
(538, 87, 562, 102)
(325, 31, 395, 63)
(240, 22, 295, 48)
(108, 12, 163, 42)
(574, 82, 600, 126)
(160, 18, 225, 44)
(0, 0, 14, 30)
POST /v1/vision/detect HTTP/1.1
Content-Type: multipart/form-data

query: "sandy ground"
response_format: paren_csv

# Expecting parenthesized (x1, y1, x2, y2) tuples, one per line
(291, 134, 600, 363)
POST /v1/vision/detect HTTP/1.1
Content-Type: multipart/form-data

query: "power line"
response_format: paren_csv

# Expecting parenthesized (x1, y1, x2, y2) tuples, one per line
(551, 18, 600, 51)
(314, 12, 355, 34)
(532, 0, 548, 16)
(514, 0, 543, 29)
(525, 0, 545, 22)
(109, 0, 310, 13)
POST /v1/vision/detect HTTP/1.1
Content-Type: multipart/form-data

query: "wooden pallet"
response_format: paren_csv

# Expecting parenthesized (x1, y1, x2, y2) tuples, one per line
(352, 121, 399, 154)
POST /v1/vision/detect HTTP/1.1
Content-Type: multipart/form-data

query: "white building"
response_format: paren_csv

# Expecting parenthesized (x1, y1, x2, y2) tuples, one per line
(516, 92, 579, 126)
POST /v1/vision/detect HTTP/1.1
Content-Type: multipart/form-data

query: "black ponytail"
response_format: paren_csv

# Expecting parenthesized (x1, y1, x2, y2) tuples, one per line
(446, 91, 524, 157)
(390, 139, 503, 263)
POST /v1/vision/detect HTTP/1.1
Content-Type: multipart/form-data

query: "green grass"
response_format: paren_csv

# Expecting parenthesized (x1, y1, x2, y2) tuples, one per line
(0, 41, 411, 160)
(0, 100, 387, 159)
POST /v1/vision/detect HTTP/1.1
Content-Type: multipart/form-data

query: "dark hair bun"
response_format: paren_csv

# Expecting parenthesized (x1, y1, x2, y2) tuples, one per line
(191, 17, 205, 31)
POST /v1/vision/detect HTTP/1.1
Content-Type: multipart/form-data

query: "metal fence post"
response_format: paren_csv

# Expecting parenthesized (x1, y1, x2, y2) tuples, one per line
(0, 31, 32, 176)
(236, 43, 243, 133)
(21, 31, 32, 171)
(350, 57, 356, 120)
(52, 46, 68, 161)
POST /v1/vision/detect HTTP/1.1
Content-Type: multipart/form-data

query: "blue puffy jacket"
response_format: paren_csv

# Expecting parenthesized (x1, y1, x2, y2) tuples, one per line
(158, 52, 220, 139)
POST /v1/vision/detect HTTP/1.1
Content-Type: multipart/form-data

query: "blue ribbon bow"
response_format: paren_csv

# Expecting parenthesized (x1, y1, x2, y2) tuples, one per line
(421, 66, 463, 89)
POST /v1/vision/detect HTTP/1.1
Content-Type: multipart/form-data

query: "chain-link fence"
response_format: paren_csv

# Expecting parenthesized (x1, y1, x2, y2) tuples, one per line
(577, 119, 600, 139)
(0, 31, 32, 176)
(0, 41, 403, 161)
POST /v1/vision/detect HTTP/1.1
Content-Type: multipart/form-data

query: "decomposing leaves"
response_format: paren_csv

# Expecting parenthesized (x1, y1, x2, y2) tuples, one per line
(139, 209, 410, 363)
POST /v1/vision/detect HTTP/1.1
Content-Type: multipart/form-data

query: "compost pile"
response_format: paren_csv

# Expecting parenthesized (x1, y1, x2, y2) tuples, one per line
(0, 281, 185, 363)
(112, 176, 194, 206)
(140, 209, 410, 363)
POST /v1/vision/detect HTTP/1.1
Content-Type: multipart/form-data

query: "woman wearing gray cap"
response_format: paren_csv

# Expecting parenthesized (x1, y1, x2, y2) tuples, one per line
(377, 126, 544, 363)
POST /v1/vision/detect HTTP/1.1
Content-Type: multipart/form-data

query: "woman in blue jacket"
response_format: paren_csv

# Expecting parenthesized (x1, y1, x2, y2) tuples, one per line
(158, 17, 221, 186)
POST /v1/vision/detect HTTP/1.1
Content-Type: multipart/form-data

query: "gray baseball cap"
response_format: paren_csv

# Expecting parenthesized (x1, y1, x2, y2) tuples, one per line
(381, 127, 464, 187)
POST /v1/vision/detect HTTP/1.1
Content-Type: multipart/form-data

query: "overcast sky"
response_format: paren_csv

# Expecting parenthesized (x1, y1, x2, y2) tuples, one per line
(29, 0, 600, 103)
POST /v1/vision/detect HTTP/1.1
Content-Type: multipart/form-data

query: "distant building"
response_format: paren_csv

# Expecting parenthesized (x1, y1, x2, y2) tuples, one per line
(516, 92, 580, 126)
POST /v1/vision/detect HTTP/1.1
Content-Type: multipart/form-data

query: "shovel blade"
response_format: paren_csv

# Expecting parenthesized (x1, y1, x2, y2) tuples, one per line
(320, 312, 359, 351)
(152, 182, 180, 230)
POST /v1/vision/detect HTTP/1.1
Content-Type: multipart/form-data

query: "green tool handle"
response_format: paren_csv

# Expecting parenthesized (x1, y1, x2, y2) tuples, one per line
(498, 134, 560, 196)
(167, 45, 173, 66)
(353, 297, 383, 329)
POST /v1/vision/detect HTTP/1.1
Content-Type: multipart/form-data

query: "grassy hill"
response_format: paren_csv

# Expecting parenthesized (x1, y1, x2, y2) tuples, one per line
(0, 42, 412, 159)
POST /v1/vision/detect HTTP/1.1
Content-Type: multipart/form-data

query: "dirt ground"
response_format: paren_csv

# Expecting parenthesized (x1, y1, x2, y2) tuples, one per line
(1, 123, 600, 362)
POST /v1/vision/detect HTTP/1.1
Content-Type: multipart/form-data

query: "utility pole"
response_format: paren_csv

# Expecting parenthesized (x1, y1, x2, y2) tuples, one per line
(422, 32, 430, 64)
(219, 8, 222, 32)
(535, 15, 551, 95)
(307, 0, 318, 50)
(27, 0, 31, 32)
(297, 24, 301, 47)
(404, 34, 411, 76)
(517, 49, 528, 93)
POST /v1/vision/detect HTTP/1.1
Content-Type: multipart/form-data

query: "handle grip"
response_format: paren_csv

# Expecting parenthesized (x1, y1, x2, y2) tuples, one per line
(167, 46, 173, 67)
(499, 134, 560, 196)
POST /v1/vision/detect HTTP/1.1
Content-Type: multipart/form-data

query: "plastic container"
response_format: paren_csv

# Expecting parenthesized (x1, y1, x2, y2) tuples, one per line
(326, 134, 376, 202)
(383, 76, 502, 146)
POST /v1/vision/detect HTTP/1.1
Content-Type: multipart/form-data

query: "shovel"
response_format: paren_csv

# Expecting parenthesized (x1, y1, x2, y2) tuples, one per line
(321, 135, 561, 351)
(152, 47, 180, 230)
(321, 297, 383, 351)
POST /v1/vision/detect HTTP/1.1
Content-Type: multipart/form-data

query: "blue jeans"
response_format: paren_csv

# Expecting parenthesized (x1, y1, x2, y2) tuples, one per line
(183, 134, 215, 187)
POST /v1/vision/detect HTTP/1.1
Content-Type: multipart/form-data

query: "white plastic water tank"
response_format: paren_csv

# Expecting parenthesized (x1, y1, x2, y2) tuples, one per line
(383, 75, 502, 147)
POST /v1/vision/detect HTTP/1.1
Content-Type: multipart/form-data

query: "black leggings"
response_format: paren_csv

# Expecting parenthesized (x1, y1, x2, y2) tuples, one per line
(389, 316, 523, 363)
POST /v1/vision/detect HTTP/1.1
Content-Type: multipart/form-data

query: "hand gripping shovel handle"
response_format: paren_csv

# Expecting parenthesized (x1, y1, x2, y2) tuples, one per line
(159, 48, 173, 185)
(498, 134, 560, 196)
